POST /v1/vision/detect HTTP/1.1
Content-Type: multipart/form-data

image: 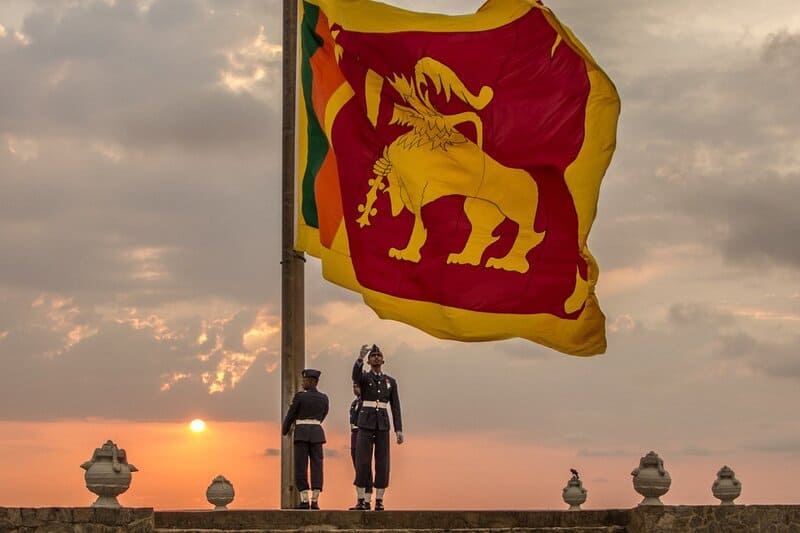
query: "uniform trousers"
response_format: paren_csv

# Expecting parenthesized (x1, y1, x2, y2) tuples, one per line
(355, 428, 390, 489)
(293, 441, 323, 491)
(351, 429, 373, 492)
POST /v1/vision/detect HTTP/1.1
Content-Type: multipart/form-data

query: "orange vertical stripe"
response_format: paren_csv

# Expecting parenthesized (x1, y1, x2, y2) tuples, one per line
(310, 14, 347, 247)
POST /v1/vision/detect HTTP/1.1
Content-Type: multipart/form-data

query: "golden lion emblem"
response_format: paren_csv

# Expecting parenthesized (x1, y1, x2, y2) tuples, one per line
(356, 57, 544, 274)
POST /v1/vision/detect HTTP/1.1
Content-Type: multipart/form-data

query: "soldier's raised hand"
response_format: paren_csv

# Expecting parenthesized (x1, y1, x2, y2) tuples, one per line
(358, 344, 370, 360)
(396, 431, 404, 445)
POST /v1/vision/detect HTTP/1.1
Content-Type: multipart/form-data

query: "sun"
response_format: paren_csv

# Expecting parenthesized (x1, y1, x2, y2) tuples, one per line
(189, 418, 207, 433)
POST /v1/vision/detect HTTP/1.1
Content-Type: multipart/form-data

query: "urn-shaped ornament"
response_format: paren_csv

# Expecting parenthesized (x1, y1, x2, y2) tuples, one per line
(712, 465, 741, 505)
(631, 451, 671, 506)
(206, 475, 235, 510)
(562, 469, 587, 510)
(80, 440, 138, 508)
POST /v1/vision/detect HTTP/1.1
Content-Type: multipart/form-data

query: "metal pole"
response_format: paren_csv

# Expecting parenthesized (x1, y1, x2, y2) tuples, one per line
(281, 0, 304, 510)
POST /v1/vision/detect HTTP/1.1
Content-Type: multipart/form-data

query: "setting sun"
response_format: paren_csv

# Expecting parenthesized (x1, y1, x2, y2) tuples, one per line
(189, 418, 206, 433)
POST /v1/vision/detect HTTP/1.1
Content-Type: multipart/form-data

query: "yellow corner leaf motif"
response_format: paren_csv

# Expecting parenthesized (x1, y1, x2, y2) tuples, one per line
(564, 265, 590, 315)
(364, 69, 383, 128)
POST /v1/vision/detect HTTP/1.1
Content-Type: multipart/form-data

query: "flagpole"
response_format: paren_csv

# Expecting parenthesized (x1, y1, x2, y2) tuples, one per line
(281, 0, 304, 510)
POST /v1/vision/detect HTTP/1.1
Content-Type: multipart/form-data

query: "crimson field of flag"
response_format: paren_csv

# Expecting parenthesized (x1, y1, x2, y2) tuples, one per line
(295, 0, 620, 355)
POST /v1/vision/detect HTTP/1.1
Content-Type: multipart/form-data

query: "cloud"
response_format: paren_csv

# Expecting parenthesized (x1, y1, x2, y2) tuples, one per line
(667, 303, 734, 329)
(0, 0, 286, 308)
(264, 448, 280, 456)
(745, 437, 800, 454)
(676, 446, 714, 457)
(715, 331, 800, 378)
(587, 26, 800, 273)
(0, 0, 281, 151)
(0, 298, 282, 421)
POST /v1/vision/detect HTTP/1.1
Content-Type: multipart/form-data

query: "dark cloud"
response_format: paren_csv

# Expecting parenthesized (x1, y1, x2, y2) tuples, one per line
(263, 448, 280, 456)
(675, 173, 800, 269)
(589, 28, 800, 272)
(716, 331, 800, 378)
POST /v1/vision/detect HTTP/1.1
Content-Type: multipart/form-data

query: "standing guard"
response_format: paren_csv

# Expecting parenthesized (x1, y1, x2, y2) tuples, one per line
(349, 382, 373, 507)
(281, 368, 329, 509)
(350, 344, 403, 511)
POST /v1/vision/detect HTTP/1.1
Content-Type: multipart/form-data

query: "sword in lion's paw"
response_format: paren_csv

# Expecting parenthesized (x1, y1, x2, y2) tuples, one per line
(356, 148, 392, 227)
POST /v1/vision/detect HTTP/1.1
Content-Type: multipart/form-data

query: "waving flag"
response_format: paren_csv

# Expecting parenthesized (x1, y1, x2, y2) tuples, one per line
(295, 0, 620, 355)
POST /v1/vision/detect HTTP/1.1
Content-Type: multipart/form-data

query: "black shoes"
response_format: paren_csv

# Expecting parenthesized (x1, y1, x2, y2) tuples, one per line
(374, 499, 384, 511)
(348, 499, 370, 510)
(310, 501, 319, 510)
(294, 502, 310, 509)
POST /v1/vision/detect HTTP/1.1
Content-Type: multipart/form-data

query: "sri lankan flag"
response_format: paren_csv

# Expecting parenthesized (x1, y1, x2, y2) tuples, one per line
(296, 0, 619, 355)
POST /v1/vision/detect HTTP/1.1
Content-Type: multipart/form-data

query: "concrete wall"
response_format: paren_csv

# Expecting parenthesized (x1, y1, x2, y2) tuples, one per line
(627, 505, 800, 532)
(1, 505, 799, 532)
(0, 507, 153, 533)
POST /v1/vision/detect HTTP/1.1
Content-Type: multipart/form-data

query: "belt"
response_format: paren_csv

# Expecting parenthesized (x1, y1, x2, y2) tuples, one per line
(295, 419, 321, 425)
(361, 401, 388, 409)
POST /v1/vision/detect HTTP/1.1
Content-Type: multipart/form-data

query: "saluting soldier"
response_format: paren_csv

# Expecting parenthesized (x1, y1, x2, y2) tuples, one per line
(281, 368, 329, 509)
(350, 344, 403, 511)
(349, 382, 373, 507)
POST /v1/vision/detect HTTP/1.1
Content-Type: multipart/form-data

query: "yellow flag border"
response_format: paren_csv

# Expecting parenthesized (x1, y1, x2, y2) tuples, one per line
(296, 0, 619, 355)
(304, 0, 534, 33)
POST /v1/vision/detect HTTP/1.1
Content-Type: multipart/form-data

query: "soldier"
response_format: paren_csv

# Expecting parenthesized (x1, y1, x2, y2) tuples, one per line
(350, 344, 403, 511)
(281, 368, 329, 509)
(349, 382, 373, 507)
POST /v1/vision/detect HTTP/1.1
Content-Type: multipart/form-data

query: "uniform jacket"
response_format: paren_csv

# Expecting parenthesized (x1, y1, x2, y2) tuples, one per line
(352, 359, 402, 432)
(281, 387, 329, 443)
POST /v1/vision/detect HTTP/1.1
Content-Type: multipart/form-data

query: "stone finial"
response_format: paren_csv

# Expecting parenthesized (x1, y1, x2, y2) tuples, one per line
(712, 465, 741, 505)
(562, 469, 587, 510)
(80, 440, 138, 508)
(206, 475, 235, 510)
(631, 451, 671, 506)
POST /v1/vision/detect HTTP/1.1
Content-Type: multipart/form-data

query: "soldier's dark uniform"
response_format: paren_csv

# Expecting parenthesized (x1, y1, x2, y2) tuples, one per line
(281, 369, 329, 503)
(352, 354, 402, 492)
(349, 394, 373, 495)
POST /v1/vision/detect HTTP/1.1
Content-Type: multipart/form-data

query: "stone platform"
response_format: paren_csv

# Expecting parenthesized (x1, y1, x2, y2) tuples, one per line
(155, 509, 627, 532)
(2, 505, 800, 532)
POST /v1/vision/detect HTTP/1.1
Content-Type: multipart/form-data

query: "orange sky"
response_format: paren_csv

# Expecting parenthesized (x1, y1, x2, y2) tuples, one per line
(2, 420, 799, 510)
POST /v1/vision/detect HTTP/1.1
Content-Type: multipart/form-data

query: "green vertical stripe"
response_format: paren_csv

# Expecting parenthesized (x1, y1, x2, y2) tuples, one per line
(299, 2, 328, 229)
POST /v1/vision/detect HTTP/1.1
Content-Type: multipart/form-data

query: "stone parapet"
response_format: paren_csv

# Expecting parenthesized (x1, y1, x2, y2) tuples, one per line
(0, 506, 153, 532)
(627, 505, 800, 532)
(154, 510, 629, 531)
(1, 506, 799, 532)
